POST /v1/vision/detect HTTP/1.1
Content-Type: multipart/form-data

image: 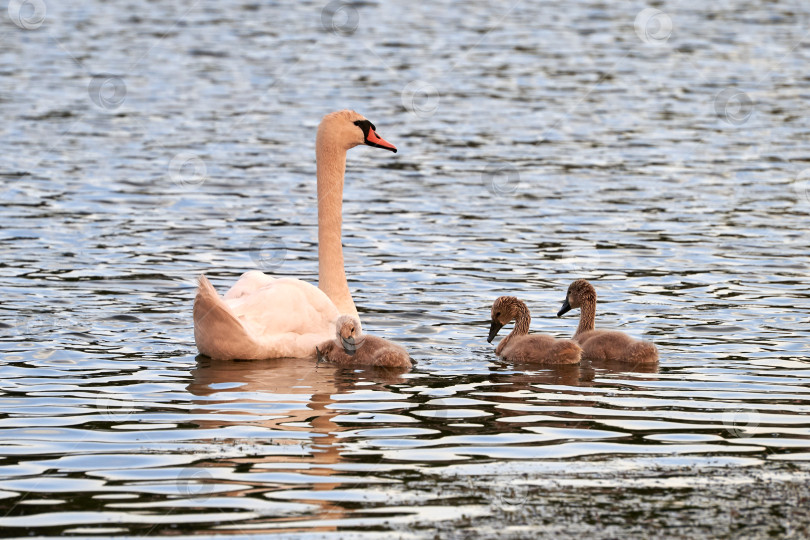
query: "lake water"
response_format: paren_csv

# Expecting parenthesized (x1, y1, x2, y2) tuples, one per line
(1, 0, 809, 537)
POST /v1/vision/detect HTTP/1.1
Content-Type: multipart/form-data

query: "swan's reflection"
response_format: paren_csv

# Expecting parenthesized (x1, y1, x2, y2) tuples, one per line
(188, 356, 409, 459)
(186, 356, 411, 531)
(188, 354, 344, 504)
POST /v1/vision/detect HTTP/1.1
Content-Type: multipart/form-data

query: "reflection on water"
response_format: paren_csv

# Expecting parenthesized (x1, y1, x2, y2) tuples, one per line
(2, 0, 810, 536)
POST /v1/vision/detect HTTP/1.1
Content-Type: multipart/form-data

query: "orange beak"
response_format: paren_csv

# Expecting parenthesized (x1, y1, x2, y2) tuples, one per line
(365, 128, 397, 153)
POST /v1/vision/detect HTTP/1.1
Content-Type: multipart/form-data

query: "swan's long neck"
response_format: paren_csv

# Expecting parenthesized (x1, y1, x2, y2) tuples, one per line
(316, 138, 357, 317)
(575, 297, 596, 338)
(497, 301, 531, 354)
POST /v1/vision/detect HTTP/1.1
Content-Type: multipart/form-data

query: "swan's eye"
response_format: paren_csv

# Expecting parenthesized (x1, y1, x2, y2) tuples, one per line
(495, 312, 501, 318)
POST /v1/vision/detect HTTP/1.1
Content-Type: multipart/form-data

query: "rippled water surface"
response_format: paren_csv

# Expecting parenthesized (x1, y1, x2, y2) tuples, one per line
(2, 1, 810, 537)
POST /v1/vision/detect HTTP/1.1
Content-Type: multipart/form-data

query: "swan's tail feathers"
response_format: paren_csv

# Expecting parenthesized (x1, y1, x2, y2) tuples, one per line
(196, 274, 217, 301)
(627, 340, 659, 364)
(553, 339, 583, 364)
(193, 274, 257, 360)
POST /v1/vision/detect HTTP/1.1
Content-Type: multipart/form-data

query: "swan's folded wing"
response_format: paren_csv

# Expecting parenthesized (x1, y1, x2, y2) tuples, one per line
(195, 275, 340, 359)
(225, 278, 337, 333)
(223, 270, 277, 300)
(224, 277, 340, 358)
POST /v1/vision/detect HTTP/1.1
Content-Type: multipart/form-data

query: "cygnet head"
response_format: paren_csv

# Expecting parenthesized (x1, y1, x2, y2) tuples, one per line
(557, 279, 597, 317)
(488, 296, 522, 343)
(335, 315, 365, 355)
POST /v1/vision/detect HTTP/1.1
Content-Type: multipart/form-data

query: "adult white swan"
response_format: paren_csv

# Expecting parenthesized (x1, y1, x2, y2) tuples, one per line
(193, 110, 397, 360)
